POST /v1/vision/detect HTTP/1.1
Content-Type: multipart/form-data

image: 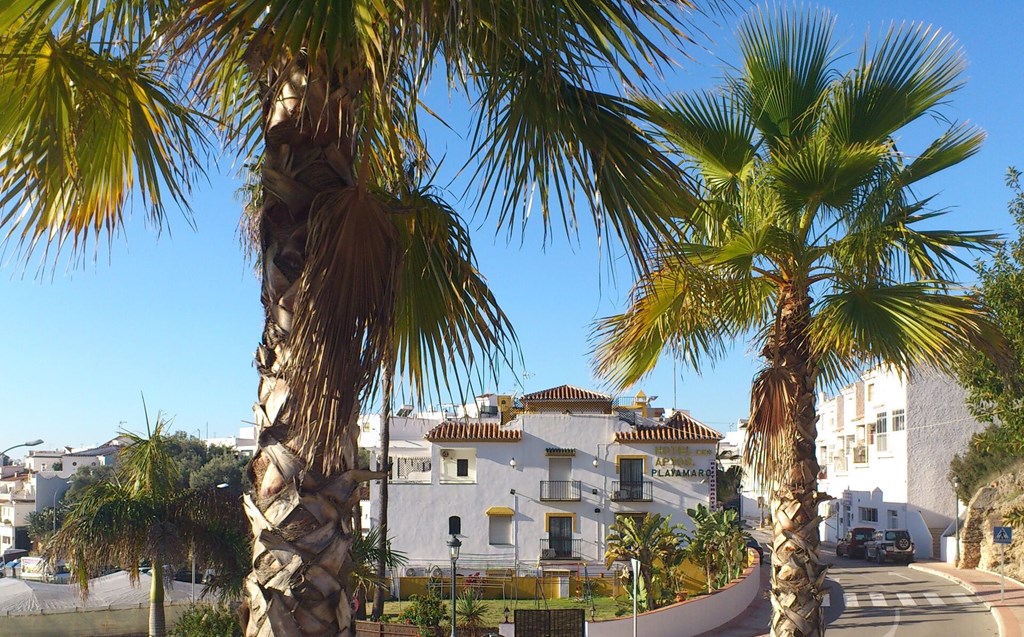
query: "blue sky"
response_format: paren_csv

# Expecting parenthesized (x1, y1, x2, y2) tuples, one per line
(2, 1, 1022, 452)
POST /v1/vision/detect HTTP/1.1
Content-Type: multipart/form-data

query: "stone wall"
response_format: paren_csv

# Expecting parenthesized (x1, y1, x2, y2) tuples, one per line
(960, 466, 1024, 581)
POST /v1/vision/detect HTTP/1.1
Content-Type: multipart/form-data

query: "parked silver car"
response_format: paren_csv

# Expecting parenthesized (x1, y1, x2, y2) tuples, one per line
(864, 529, 915, 564)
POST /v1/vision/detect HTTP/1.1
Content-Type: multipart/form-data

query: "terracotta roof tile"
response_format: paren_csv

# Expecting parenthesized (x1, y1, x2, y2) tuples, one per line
(425, 422, 522, 443)
(522, 385, 611, 402)
(614, 412, 723, 443)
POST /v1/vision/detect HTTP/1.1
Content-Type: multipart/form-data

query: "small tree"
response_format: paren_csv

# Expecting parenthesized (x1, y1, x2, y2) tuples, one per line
(604, 513, 683, 610)
(456, 589, 487, 631)
(47, 412, 248, 637)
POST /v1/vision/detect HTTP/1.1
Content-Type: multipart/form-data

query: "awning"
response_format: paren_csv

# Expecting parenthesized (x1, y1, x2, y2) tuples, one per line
(545, 447, 576, 456)
(485, 506, 515, 516)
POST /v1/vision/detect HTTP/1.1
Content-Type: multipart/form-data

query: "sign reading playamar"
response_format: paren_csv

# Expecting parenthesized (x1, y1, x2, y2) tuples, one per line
(651, 445, 715, 478)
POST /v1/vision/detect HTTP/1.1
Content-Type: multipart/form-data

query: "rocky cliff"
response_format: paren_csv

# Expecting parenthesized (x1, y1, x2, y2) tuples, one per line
(960, 465, 1024, 582)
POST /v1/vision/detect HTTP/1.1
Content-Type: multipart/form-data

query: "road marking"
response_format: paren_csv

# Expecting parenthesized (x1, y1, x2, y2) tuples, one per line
(924, 593, 944, 606)
(953, 594, 974, 605)
(881, 609, 902, 637)
(888, 571, 914, 581)
(896, 593, 917, 606)
(870, 592, 888, 607)
(845, 593, 860, 608)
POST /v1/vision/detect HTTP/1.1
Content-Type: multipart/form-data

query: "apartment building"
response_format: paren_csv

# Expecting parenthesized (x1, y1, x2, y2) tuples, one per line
(815, 366, 984, 559)
(364, 385, 722, 575)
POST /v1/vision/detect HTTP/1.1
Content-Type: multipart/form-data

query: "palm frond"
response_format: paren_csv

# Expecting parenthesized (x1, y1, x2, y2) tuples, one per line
(811, 282, 1012, 376)
(734, 5, 836, 147)
(472, 58, 693, 263)
(743, 363, 796, 487)
(288, 188, 400, 473)
(639, 90, 757, 195)
(0, 28, 207, 265)
(392, 188, 519, 405)
(826, 22, 966, 145)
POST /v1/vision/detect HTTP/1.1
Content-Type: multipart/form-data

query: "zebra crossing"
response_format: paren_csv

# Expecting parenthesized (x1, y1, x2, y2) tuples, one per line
(823, 591, 979, 608)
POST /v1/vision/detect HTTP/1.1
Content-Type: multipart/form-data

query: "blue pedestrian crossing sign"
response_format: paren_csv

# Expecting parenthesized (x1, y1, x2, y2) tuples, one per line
(994, 526, 1013, 544)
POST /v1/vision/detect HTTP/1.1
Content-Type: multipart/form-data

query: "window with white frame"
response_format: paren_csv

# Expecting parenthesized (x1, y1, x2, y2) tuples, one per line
(439, 448, 477, 483)
(389, 457, 432, 483)
(875, 412, 889, 453)
(859, 507, 878, 523)
(891, 408, 906, 432)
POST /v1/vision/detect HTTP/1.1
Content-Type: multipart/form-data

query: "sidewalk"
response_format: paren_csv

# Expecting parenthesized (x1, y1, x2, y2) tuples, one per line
(910, 561, 1024, 637)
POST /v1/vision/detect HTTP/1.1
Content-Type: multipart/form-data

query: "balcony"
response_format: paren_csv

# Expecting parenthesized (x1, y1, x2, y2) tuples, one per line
(540, 480, 582, 501)
(610, 480, 653, 502)
(540, 537, 582, 560)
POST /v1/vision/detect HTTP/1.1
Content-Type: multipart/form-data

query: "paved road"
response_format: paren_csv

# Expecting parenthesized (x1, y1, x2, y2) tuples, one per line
(822, 553, 998, 637)
(701, 544, 998, 637)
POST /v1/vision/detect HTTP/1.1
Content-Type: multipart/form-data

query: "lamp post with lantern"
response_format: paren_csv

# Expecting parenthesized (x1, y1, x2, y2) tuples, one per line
(447, 533, 461, 637)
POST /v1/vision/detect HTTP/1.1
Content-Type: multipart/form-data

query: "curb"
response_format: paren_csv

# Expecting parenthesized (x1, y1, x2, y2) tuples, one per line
(908, 563, 1014, 637)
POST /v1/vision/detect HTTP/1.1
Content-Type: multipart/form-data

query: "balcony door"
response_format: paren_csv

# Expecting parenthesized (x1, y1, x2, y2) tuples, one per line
(549, 516, 573, 557)
(619, 458, 644, 498)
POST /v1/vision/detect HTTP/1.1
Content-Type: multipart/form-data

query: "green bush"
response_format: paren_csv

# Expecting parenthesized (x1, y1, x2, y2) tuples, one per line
(171, 603, 242, 637)
(398, 594, 446, 636)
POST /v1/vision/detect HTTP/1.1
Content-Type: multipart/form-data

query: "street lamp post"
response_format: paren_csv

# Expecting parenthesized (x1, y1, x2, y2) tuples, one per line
(0, 439, 44, 466)
(447, 534, 461, 637)
(953, 477, 961, 566)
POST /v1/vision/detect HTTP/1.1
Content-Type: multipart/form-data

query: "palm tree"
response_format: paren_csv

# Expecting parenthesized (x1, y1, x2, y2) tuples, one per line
(46, 415, 248, 637)
(594, 7, 1009, 636)
(604, 513, 683, 610)
(1, 3, 711, 635)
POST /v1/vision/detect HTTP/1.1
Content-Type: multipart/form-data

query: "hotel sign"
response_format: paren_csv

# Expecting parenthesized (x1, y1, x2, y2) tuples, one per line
(651, 445, 715, 478)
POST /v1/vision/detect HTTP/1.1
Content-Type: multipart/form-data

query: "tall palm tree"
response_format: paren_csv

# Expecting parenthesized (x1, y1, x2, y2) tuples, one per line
(594, 7, 1009, 636)
(604, 512, 683, 611)
(1, 2, 711, 635)
(47, 416, 248, 637)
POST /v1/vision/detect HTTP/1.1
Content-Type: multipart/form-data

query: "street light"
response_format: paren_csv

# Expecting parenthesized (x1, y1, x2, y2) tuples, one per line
(953, 477, 961, 566)
(0, 439, 44, 466)
(447, 534, 461, 637)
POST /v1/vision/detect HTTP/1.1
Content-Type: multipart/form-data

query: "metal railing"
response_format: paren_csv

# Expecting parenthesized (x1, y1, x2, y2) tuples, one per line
(539, 537, 582, 560)
(610, 480, 653, 502)
(540, 480, 582, 501)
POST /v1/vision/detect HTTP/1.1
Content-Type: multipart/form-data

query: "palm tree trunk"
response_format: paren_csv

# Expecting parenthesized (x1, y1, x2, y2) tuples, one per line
(149, 561, 166, 637)
(238, 55, 376, 637)
(768, 286, 827, 637)
(371, 362, 393, 620)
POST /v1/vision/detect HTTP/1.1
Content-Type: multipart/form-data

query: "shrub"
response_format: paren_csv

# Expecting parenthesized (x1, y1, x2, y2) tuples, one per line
(398, 594, 446, 636)
(456, 589, 486, 629)
(171, 603, 242, 637)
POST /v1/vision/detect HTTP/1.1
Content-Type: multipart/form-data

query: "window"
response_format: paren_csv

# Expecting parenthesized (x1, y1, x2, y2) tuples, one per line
(892, 409, 905, 432)
(859, 507, 878, 523)
(887, 509, 899, 530)
(390, 457, 432, 483)
(545, 514, 576, 558)
(875, 412, 888, 453)
(488, 516, 513, 545)
(866, 383, 874, 402)
(439, 449, 476, 483)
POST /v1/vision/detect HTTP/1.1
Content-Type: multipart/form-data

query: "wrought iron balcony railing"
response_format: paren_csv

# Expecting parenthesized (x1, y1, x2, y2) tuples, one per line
(610, 480, 653, 502)
(539, 537, 582, 560)
(540, 480, 582, 501)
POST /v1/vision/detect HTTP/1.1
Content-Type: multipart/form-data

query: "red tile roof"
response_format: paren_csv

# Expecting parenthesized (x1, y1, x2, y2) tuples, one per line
(614, 412, 723, 443)
(522, 385, 611, 402)
(425, 422, 522, 442)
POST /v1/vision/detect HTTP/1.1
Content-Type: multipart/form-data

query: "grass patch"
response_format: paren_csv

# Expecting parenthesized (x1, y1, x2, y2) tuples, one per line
(381, 596, 624, 625)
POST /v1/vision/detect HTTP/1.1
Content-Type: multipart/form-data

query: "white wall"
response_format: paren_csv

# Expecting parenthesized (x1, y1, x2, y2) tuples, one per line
(373, 412, 716, 570)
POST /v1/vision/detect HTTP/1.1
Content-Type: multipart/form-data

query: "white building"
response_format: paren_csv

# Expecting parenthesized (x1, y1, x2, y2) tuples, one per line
(815, 366, 984, 559)
(367, 385, 721, 575)
(25, 436, 133, 473)
(0, 470, 75, 555)
(203, 426, 258, 458)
